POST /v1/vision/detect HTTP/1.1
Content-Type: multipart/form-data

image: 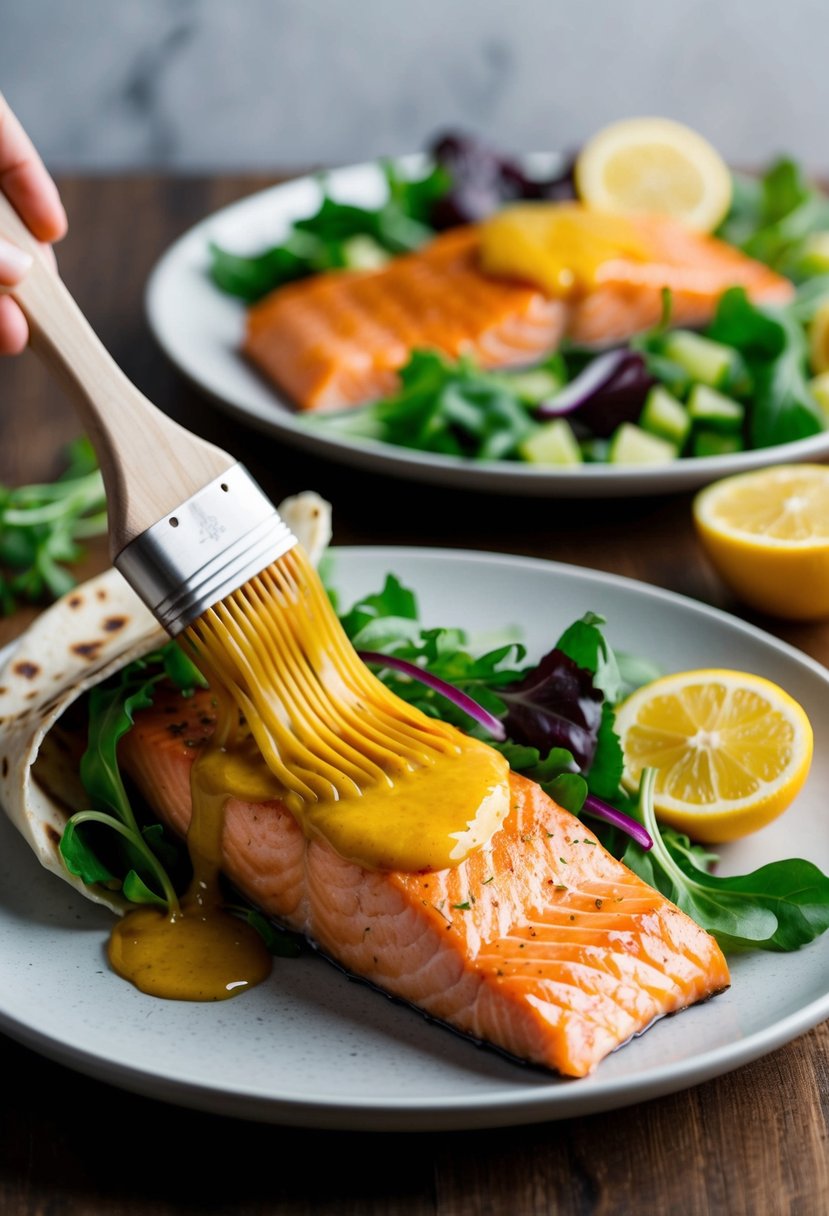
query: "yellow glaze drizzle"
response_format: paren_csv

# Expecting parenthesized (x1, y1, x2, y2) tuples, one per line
(185, 546, 511, 873)
(479, 202, 649, 297)
(110, 544, 510, 998)
(108, 716, 273, 1001)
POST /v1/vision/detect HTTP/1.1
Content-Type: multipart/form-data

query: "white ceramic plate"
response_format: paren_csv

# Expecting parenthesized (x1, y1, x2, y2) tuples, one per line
(0, 547, 827, 1130)
(145, 157, 829, 498)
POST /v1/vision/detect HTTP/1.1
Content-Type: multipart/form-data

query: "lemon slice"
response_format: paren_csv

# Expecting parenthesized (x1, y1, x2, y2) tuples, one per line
(693, 464, 829, 619)
(615, 669, 813, 842)
(575, 117, 733, 233)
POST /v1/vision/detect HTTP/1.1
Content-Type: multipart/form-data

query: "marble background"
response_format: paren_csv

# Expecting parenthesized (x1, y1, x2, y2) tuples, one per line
(2, 0, 827, 172)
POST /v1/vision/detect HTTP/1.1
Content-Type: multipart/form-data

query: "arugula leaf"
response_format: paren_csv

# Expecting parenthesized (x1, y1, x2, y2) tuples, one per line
(623, 769, 829, 951)
(60, 662, 180, 911)
(312, 349, 546, 461)
(706, 287, 823, 448)
(0, 438, 107, 615)
(209, 166, 446, 302)
(495, 742, 587, 815)
(717, 159, 829, 276)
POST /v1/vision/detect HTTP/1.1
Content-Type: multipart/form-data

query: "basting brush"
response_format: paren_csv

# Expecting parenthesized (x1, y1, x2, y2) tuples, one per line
(0, 193, 509, 855)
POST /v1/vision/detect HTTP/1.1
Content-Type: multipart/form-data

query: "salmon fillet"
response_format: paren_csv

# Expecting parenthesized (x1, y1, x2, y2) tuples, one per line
(242, 217, 792, 413)
(243, 227, 567, 412)
(119, 686, 730, 1077)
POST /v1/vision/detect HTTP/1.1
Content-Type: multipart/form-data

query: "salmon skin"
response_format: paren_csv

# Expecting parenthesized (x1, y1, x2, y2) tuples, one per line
(242, 218, 792, 414)
(119, 685, 730, 1078)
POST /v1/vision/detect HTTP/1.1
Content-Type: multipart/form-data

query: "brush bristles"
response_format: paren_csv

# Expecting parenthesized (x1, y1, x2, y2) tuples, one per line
(185, 547, 461, 810)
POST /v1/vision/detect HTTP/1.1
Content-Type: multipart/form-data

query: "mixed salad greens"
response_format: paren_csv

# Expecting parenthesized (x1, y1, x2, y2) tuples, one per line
(209, 133, 829, 468)
(59, 566, 829, 955)
(0, 438, 106, 614)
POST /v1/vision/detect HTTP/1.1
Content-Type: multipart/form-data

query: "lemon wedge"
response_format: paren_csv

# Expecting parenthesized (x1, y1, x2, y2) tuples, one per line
(615, 669, 813, 842)
(575, 117, 733, 233)
(693, 464, 829, 619)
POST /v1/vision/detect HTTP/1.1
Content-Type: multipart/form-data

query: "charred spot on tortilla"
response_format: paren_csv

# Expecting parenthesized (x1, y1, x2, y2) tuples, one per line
(44, 825, 61, 849)
(96, 589, 107, 602)
(71, 641, 103, 661)
(103, 616, 128, 633)
(13, 661, 40, 680)
(68, 595, 83, 609)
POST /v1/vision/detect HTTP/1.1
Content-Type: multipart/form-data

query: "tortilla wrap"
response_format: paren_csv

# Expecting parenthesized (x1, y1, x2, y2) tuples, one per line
(0, 491, 332, 914)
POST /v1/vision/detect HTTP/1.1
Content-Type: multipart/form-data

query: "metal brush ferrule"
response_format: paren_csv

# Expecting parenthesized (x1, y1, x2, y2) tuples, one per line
(114, 463, 297, 636)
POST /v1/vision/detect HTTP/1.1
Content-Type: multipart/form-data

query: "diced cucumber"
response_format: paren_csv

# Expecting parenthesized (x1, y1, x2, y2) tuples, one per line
(639, 386, 691, 447)
(492, 367, 565, 404)
(341, 235, 390, 270)
(519, 419, 583, 465)
(810, 371, 829, 420)
(687, 384, 745, 432)
(662, 330, 741, 390)
(691, 428, 745, 458)
(608, 423, 678, 466)
(642, 352, 693, 399)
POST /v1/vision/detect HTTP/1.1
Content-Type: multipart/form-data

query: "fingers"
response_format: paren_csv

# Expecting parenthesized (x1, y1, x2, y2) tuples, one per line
(0, 92, 67, 243)
(0, 295, 29, 355)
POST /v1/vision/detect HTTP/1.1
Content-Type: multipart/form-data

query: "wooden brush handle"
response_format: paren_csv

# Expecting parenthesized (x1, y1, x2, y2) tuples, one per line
(0, 192, 234, 557)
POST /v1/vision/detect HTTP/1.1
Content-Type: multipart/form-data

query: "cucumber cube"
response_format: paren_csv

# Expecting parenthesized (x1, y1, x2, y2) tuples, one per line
(687, 384, 745, 432)
(519, 419, 583, 465)
(639, 386, 691, 447)
(341, 235, 390, 270)
(692, 429, 745, 458)
(608, 423, 678, 466)
(493, 368, 565, 404)
(662, 330, 742, 390)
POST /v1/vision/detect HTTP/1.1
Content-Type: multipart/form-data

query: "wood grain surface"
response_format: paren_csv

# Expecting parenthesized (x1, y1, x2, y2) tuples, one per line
(0, 175, 826, 1216)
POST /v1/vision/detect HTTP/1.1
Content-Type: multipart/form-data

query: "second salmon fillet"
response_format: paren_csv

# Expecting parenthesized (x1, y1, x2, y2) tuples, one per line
(120, 685, 730, 1078)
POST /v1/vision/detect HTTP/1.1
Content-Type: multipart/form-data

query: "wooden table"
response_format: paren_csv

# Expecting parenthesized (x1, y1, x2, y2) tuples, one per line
(0, 176, 827, 1215)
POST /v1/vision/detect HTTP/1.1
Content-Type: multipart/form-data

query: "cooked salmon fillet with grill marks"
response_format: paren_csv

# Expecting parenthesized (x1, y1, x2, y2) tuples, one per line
(119, 685, 730, 1077)
(242, 216, 793, 413)
(243, 227, 567, 412)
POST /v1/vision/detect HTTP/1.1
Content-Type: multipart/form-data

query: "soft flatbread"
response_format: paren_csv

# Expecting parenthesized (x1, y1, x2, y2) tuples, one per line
(0, 491, 332, 913)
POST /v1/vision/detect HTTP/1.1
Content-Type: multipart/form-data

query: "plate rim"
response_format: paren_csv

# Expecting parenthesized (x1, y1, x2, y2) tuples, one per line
(143, 160, 829, 499)
(0, 544, 828, 1130)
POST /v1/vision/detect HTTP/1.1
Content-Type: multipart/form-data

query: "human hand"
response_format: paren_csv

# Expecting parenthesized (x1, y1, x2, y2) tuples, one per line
(0, 93, 67, 354)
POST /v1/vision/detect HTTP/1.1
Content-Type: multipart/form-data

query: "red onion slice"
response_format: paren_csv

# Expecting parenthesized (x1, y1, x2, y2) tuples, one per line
(358, 650, 507, 741)
(583, 792, 653, 850)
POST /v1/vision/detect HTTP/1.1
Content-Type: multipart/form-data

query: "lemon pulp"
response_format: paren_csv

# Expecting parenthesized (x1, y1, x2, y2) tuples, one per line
(615, 668, 813, 843)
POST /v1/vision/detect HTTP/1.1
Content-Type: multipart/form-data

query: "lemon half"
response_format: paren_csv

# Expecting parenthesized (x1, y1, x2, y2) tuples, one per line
(575, 116, 732, 233)
(693, 464, 829, 619)
(615, 669, 813, 842)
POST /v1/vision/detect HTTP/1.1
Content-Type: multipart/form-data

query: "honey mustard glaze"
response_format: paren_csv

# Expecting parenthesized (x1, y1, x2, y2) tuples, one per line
(107, 719, 277, 1001)
(109, 546, 510, 998)
(479, 202, 649, 298)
